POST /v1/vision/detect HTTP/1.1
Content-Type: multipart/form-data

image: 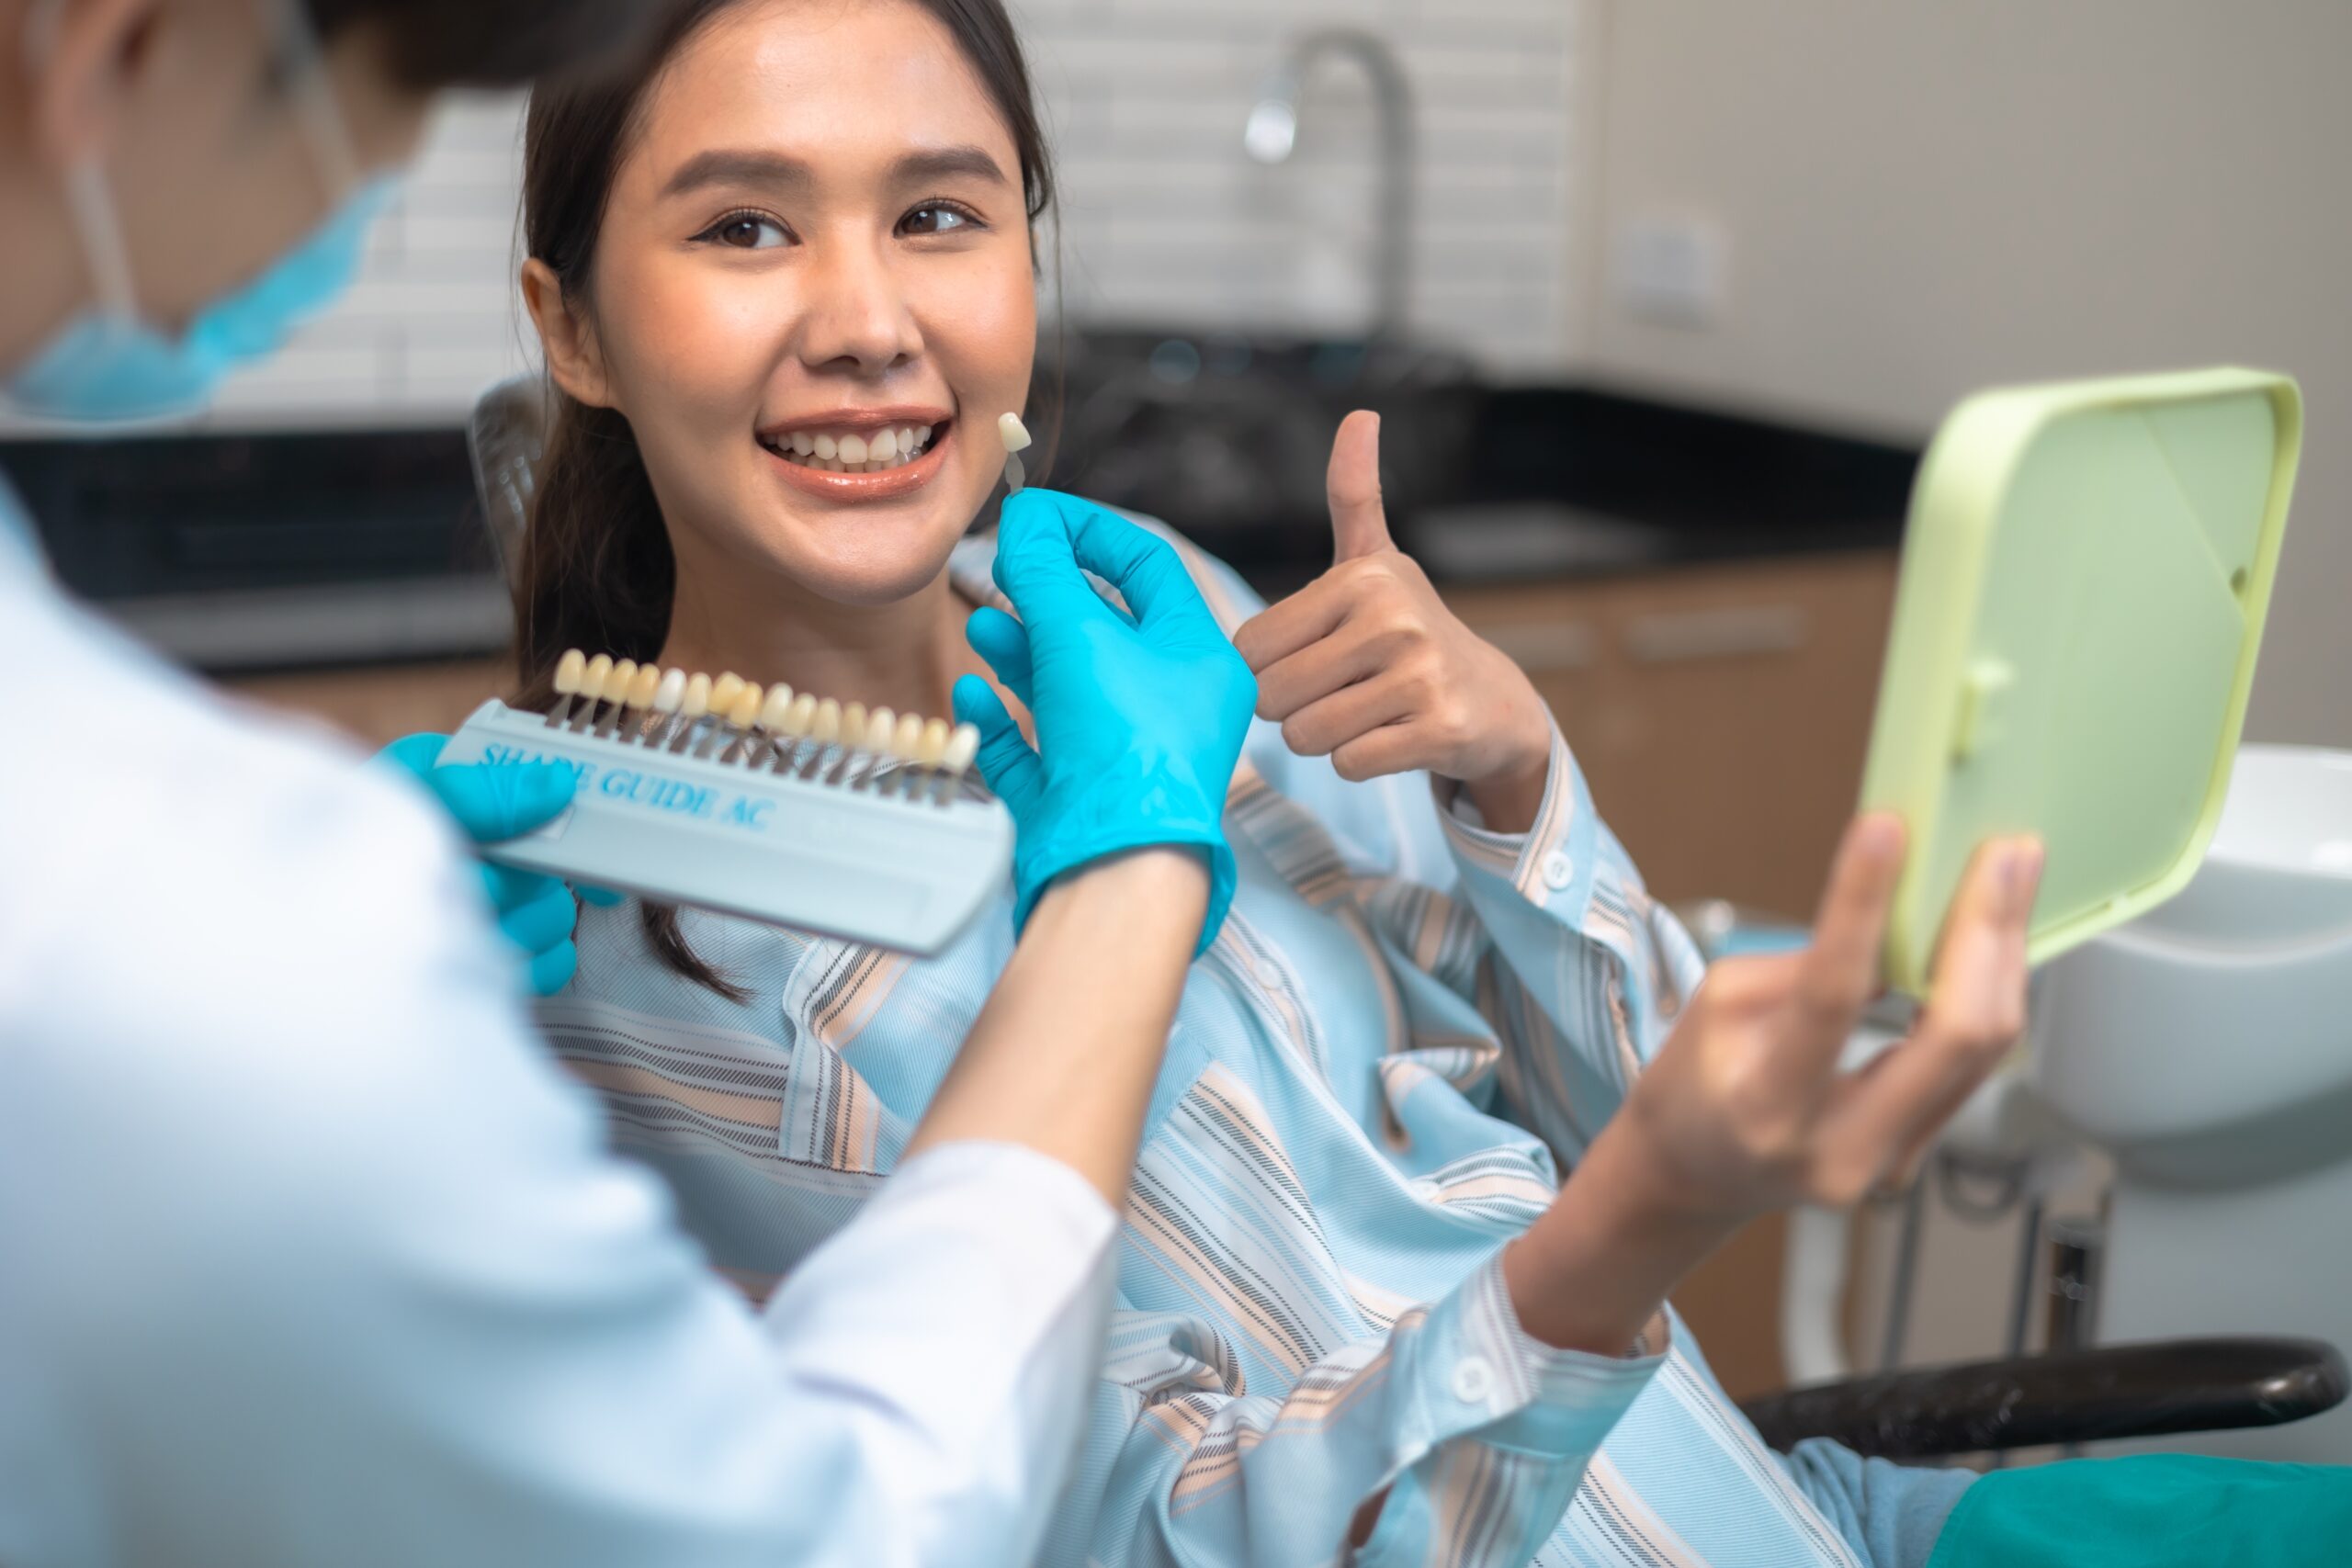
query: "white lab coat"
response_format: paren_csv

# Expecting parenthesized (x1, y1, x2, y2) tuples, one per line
(0, 483, 1114, 1568)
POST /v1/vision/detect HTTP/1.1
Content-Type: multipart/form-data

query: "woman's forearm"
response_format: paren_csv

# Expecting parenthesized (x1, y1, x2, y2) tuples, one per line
(1500, 1120, 1733, 1356)
(905, 849, 1209, 1204)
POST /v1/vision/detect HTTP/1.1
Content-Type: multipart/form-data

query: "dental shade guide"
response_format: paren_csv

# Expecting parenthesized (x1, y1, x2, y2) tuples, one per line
(442, 649, 1004, 956)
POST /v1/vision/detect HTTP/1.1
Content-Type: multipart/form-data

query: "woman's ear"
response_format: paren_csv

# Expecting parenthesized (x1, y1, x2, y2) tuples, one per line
(25, 0, 167, 169)
(522, 257, 614, 409)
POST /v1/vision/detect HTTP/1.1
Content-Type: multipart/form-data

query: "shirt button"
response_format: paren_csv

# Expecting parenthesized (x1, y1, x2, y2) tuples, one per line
(1542, 852, 1575, 891)
(1408, 1178, 1442, 1203)
(1451, 1357, 1496, 1404)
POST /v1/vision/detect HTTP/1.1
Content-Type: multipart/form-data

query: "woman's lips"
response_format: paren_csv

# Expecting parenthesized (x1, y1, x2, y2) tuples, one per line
(763, 419, 955, 502)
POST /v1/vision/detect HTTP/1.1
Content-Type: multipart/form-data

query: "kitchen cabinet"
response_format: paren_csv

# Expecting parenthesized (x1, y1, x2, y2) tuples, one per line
(1446, 548, 1902, 1397)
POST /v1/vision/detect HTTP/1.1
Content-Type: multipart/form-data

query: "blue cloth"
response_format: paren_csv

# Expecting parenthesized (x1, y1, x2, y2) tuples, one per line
(1926, 1455, 2352, 1568)
(1783, 1439, 1976, 1568)
(955, 490, 1258, 952)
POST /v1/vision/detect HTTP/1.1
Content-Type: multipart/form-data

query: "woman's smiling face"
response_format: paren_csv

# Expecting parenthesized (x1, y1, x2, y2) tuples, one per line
(542, 0, 1036, 607)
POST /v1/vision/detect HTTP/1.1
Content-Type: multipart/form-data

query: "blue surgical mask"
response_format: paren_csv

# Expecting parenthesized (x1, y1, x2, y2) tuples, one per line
(5, 0, 393, 423)
(6, 173, 397, 423)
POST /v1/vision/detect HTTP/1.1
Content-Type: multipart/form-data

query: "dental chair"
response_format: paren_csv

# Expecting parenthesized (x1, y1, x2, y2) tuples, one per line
(1736, 745, 2352, 1461)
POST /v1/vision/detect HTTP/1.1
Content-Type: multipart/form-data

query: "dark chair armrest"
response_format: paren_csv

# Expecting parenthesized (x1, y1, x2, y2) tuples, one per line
(1738, 1337, 2347, 1461)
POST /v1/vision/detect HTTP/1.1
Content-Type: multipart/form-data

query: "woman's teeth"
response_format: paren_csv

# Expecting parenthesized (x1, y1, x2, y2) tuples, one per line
(763, 423, 937, 473)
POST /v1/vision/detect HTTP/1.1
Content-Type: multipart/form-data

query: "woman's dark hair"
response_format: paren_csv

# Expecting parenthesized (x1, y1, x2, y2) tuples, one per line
(514, 0, 1057, 996)
(303, 0, 658, 92)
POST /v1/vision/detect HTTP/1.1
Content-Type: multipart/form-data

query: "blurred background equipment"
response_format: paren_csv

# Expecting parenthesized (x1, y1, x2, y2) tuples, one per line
(4, 0, 2346, 1414)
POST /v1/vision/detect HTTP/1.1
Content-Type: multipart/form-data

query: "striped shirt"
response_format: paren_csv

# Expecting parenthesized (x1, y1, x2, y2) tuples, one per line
(544, 523, 1969, 1568)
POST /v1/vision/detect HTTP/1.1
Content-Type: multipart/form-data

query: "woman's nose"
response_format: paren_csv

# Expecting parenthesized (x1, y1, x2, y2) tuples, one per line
(794, 243, 922, 374)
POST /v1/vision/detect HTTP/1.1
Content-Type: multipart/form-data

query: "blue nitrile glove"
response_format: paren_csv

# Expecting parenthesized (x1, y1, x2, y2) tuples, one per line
(954, 491, 1258, 953)
(377, 733, 622, 997)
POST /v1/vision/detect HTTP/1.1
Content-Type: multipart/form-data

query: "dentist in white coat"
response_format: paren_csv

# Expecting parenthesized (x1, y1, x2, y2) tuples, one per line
(0, 2, 1256, 1564)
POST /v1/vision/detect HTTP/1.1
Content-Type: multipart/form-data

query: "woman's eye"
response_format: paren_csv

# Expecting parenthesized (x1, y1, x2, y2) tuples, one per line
(697, 213, 790, 250)
(900, 205, 972, 237)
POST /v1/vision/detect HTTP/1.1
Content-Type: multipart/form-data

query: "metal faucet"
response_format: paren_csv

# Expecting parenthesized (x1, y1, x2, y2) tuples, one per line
(1243, 28, 1416, 341)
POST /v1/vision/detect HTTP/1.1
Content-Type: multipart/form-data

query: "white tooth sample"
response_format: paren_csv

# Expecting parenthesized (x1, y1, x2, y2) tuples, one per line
(582, 652, 615, 697)
(998, 412, 1033, 453)
(554, 649, 587, 696)
(682, 672, 712, 718)
(865, 706, 898, 753)
(758, 683, 797, 731)
(790, 431, 814, 456)
(813, 433, 838, 460)
(916, 716, 951, 766)
(1003, 453, 1026, 494)
(810, 698, 842, 744)
(942, 722, 981, 774)
(728, 683, 763, 729)
(837, 432, 869, 465)
(782, 692, 818, 737)
(604, 659, 639, 703)
(625, 662, 662, 710)
(891, 712, 924, 759)
(841, 702, 868, 742)
(869, 427, 898, 462)
(709, 672, 746, 718)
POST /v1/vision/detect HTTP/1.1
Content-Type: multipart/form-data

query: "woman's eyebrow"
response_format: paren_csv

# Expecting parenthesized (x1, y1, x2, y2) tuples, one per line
(662, 150, 814, 198)
(660, 145, 1008, 199)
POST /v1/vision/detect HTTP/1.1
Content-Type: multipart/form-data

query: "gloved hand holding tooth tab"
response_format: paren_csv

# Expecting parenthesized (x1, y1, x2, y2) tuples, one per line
(954, 489, 1257, 954)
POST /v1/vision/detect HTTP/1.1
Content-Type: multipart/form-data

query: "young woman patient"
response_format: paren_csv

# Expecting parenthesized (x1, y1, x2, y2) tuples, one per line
(508, 3, 2040, 1564)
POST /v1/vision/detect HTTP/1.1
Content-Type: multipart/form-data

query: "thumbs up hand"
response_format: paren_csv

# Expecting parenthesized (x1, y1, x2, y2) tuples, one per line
(1232, 411, 1555, 832)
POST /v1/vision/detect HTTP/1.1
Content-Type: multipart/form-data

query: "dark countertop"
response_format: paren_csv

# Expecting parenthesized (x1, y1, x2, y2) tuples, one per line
(0, 381, 1920, 671)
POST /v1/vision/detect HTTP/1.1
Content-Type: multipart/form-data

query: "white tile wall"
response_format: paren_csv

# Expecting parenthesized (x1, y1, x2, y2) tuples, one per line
(179, 0, 1583, 431)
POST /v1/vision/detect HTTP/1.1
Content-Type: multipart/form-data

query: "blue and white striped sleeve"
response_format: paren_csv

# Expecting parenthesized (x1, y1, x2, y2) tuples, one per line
(1057, 1253, 1666, 1568)
(1432, 713, 1709, 1165)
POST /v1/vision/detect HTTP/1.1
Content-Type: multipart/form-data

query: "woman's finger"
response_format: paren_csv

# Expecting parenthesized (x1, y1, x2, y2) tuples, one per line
(1788, 813, 1907, 1071)
(1820, 839, 2038, 1170)
(1327, 410, 1394, 563)
(1329, 719, 1432, 784)
(1234, 577, 1352, 674)
(1254, 612, 1408, 721)
(1281, 671, 1419, 759)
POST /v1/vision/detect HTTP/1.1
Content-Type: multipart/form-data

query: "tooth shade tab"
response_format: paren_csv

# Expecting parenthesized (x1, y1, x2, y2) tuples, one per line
(682, 673, 712, 717)
(810, 698, 842, 744)
(758, 684, 797, 730)
(998, 412, 1033, 454)
(554, 649, 587, 696)
(653, 668, 686, 714)
(842, 702, 868, 741)
(942, 723, 981, 773)
(709, 672, 746, 716)
(1003, 453, 1026, 495)
(625, 663, 662, 709)
(726, 684, 763, 728)
(916, 717, 951, 766)
(604, 659, 639, 702)
(782, 692, 818, 737)
(864, 707, 897, 752)
(889, 712, 924, 759)
(582, 653, 615, 697)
